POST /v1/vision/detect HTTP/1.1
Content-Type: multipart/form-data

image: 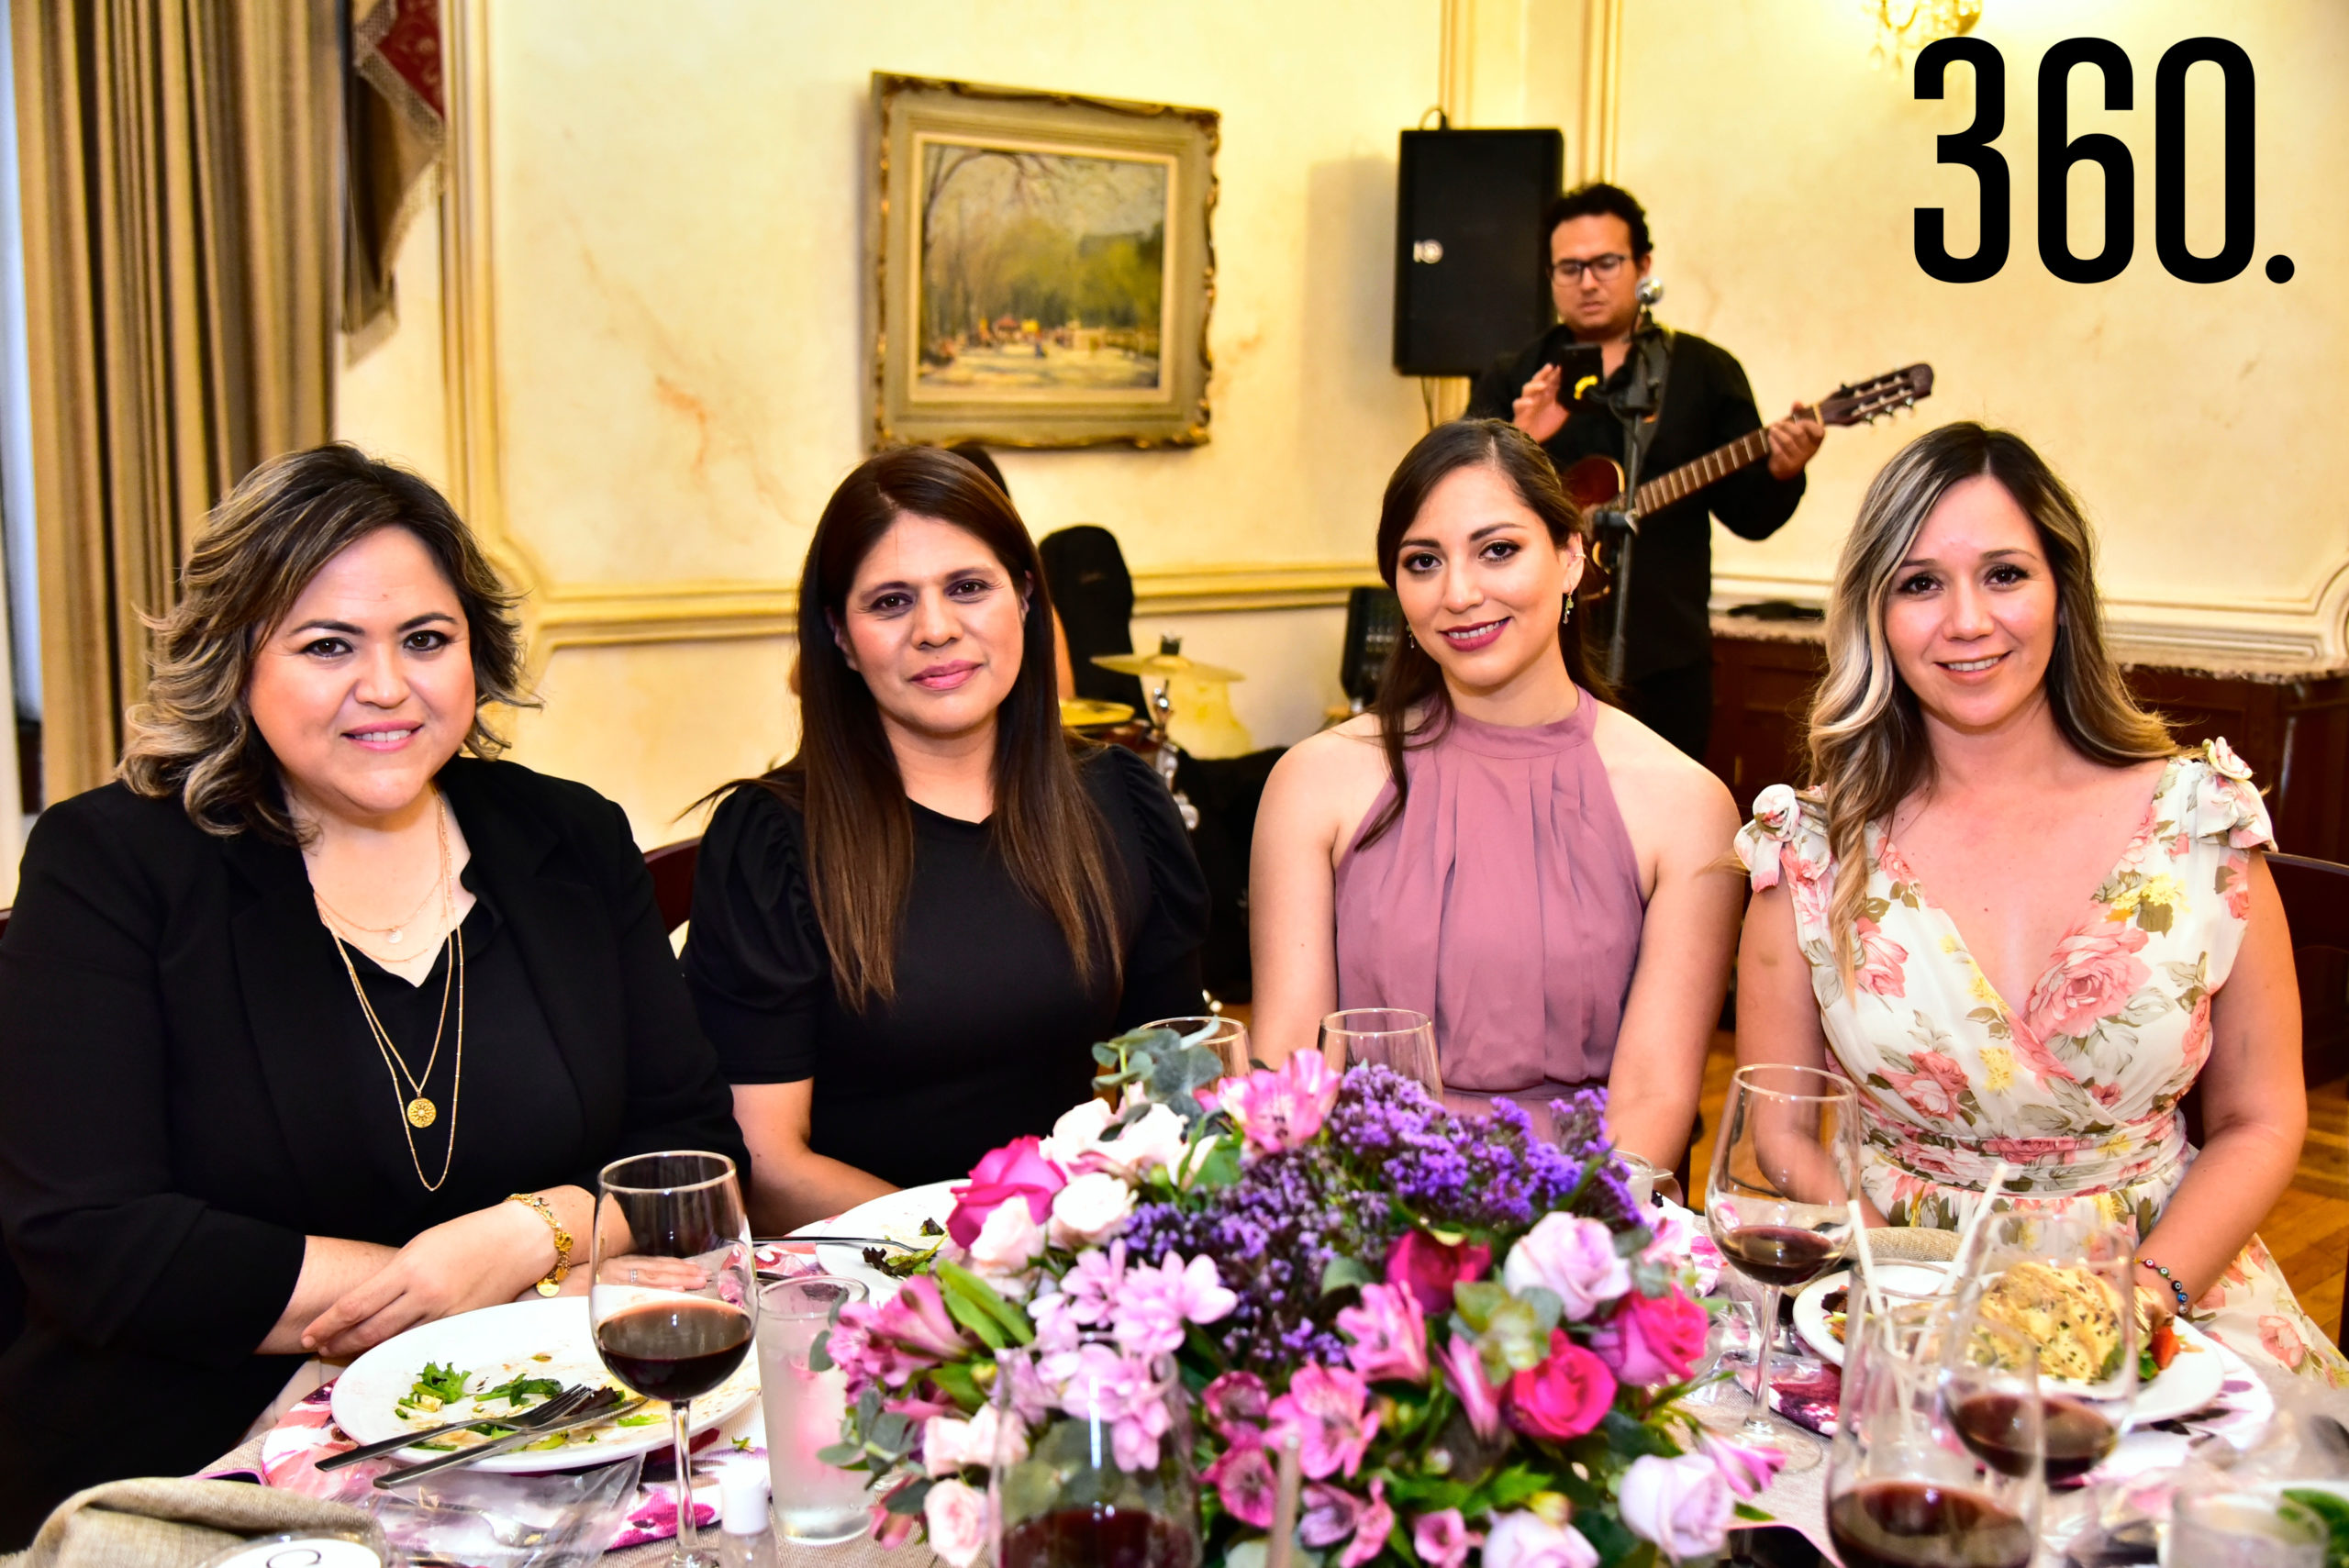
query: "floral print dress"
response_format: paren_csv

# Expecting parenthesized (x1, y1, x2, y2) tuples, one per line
(1734, 741, 2347, 1387)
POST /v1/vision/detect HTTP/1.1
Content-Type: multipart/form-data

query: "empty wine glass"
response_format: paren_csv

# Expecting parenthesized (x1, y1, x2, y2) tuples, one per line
(1701, 1062, 1860, 1468)
(593, 1151, 757, 1568)
(1141, 1014, 1252, 1078)
(1828, 1298, 2044, 1568)
(1319, 1007, 1441, 1094)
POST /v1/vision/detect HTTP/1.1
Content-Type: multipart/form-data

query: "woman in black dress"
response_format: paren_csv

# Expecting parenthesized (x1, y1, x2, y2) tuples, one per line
(685, 448, 1208, 1231)
(0, 447, 745, 1543)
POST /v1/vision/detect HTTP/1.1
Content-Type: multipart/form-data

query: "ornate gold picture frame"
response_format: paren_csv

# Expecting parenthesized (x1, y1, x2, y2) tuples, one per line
(872, 73, 1218, 449)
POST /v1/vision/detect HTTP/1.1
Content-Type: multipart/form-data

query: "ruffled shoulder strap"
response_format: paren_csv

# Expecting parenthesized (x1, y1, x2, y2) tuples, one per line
(1734, 782, 1833, 894)
(2170, 737, 2277, 852)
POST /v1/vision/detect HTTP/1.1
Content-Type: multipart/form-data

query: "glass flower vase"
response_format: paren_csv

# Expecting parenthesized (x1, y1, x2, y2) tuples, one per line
(992, 1346, 1201, 1568)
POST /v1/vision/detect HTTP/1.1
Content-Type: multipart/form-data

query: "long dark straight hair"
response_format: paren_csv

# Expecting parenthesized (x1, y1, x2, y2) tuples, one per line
(1361, 419, 1611, 848)
(745, 447, 1122, 1010)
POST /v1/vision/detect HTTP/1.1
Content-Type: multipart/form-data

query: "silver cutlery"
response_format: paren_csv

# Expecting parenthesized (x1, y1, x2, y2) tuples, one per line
(318, 1383, 596, 1471)
(374, 1388, 649, 1487)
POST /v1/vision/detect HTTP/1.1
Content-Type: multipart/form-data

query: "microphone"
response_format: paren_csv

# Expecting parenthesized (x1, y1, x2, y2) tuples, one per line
(1636, 276, 1664, 306)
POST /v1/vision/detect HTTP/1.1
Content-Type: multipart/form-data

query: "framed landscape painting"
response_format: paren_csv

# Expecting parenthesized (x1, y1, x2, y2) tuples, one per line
(872, 73, 1219, 449)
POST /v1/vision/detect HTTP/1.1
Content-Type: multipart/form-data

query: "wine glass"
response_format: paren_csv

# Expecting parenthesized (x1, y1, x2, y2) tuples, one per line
(1701, 1062, 1861, 1467)
(1141, 1014, 1252, 1078)
(1955, 1207, 2138, 1546)
(1319, 1007, 1441, 1094)
(1828, 1297, 2043, 1568)
(593, 1151, 757, 1568)
(992, 1344, 1202, 1568)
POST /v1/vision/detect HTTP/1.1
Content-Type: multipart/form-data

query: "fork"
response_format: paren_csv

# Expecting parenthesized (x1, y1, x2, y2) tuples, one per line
(317, 1383, 596, 1471)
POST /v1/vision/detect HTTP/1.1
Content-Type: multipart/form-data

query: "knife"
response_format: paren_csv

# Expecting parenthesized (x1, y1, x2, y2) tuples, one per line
(373, 1390, 651, 1487)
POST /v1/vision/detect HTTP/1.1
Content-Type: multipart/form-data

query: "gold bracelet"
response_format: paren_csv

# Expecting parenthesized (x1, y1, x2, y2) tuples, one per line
(507, 1192, 573, 1296)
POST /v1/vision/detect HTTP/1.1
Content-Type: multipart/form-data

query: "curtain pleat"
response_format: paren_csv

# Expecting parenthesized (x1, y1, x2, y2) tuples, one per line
(12, 0, 337, 806)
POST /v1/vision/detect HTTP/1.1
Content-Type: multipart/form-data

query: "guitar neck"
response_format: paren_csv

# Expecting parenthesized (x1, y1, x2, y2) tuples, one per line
(1630, 427, 1775, 513)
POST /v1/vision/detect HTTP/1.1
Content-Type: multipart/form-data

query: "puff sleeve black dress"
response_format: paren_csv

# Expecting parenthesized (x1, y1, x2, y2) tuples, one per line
(683, 745, 1210, 1186)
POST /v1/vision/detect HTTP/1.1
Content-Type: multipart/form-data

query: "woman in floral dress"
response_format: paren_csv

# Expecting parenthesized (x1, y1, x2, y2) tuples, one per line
(1734, 422, 2345, 1387)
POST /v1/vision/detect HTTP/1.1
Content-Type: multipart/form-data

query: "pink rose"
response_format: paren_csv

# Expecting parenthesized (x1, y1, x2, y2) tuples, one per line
(2179, 995, 2213, 1080)
(1483, 1509, 1598, 1568)
(2008, 1018, 2079, 1086)
(1387, 1229, 1493, 1317)
(1618, 1454, 1733, 1562)
(1587, 1286, 1709, 1386)
(1501, 1213, 1631, 1321)
(1881, 1052, 1968, 1121)
(1337, 1283, 1431, 1385)
(1414, 1509, 1484, 1568)
(1268, 1363, 1381, 1479)
(922, 1478, 986, 1568)
(1203, 1436, 1276, 1528)
(1208, 1050, 1341, 1154)
(946, 1136, 1067, 1248)
(1852, 917, 1909, 998)
(1642, 1206, 1724, 1296)
(1505, 1329, 1618, 1441)
(2260, 1314, 2308, 1370)
(1877, 837, 1919, 886)
(2221, 853, 2254, 919)
(2022, 923, 2152, 1044)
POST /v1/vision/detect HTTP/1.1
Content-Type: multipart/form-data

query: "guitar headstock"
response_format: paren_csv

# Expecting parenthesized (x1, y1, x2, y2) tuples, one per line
(1817, 364, 1934, 428)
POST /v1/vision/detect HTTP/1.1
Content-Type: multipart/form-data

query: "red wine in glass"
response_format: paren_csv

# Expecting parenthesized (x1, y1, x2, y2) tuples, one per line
(1827, 1480, 2034, 1568)
(1950, 1392, 2114, 1485)
(1001, 1506, 1195, 1568)
(595, 1299, 752, 1403)
(1718, 1224, 1842, 1289)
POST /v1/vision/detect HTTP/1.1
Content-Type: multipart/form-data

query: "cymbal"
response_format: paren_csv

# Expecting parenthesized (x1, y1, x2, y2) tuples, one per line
(1090, 651, 1246, 684)
(1059, 699, 1136, 728)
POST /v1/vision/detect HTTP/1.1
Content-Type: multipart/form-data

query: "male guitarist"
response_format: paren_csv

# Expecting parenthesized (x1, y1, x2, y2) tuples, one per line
(1467, 183, 1823, 761)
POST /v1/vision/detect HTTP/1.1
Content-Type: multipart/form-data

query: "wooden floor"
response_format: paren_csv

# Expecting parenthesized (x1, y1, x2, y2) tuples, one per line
(1688, 1032, 2349, 1345)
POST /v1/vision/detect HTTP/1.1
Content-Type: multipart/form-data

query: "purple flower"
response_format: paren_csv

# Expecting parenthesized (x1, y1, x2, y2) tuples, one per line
(1336, 1282, 1429, 1385)
(1342, 1479, 1394, 1568)
(1434, 1331, 1504, 1442)
(1415, 1509, 1482, 1568)
(1324, 1067, 1581, 1231)
(1298, 1482, 1364, 1548)
(1267, 1363, 1380, 1479)
(1501, 1213, 1631, 1321)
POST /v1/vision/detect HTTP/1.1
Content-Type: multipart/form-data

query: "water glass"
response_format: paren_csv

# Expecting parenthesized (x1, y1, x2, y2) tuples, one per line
(1140, 1014, 1252, 1078)
(1319, 1007, 1441, 1094)
(758, 1275, 870, 1544)
(2162, 1489, 2326, 1568)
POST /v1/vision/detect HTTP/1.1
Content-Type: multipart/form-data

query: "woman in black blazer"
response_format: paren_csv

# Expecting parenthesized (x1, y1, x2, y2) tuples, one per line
(0, 447, 746, 1544)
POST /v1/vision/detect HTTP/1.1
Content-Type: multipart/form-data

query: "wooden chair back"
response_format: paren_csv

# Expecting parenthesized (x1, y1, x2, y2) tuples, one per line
(643, 839, 701, 935)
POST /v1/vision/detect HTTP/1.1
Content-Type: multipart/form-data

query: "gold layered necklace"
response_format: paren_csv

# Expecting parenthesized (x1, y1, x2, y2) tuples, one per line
(317, 795, 466, 1191)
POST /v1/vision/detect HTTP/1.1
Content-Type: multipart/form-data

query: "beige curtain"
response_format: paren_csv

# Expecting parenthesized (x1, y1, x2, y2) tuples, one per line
(12, 0, 338, 805)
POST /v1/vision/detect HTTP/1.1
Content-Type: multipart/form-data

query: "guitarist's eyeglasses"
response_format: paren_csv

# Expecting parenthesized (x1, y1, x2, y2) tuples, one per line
(1550, 253, 1631, 284)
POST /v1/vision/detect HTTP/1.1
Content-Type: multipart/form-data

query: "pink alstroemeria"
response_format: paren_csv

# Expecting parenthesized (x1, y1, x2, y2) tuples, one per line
(1267, 1363, 1381, 1480)
(1433, 1331, 1504, 1442)
(1694, 1428, 1787, 1501)
(1201, 1371, 1272, 1439)
(1336, 1282, 1430, 1385)
(1414, 1509, 1484, 1568)
(1386, 1229, 1494, 1317)
(946, 1136, 1067, 1248)
(1202, 1434, 1276, 1528)
(1208, 1051, 1341, 1154)
(869, 1478, 921, 1547)
(1298, 1482, 1364, 1548)
(1115, 1252, 1239, 1357)
(1341, 1479, 1394, 1568)
(834, 1277, 969, 1387)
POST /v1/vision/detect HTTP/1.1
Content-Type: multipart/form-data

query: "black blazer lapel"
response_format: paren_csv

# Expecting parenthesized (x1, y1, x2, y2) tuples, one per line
(221, 830, 380, 1201)
(438, 762, 629, 1144)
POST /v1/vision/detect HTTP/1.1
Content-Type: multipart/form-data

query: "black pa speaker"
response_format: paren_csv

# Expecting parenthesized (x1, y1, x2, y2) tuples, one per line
(1393, 128, 1564, 376)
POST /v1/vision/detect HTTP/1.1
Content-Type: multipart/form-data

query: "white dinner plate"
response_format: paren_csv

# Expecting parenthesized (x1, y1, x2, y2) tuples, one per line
(332, 1296, 757, 1472)
(1791, 1267, 2230, 1423)
(782, 1180, 961, 1298)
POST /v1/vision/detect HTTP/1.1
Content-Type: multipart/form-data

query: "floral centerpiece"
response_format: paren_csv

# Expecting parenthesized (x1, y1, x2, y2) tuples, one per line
(815, 1030, 1780, 1568)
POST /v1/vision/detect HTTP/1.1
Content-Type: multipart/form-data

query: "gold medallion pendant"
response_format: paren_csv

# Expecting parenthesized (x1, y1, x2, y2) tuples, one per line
(406, 1096, 438, 1129)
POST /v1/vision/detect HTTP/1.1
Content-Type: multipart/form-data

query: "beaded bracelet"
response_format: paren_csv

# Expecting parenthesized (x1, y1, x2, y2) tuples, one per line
(2137, 1255, 2190, 1312)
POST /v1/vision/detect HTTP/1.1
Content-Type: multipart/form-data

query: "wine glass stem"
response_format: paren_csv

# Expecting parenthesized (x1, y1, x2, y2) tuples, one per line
(1743, 1284, 1784, 1426)
(671, 1395, 698, 1561)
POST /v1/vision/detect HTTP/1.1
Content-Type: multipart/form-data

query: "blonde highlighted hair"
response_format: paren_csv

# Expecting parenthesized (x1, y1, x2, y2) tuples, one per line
(119, 444, 531, 840)
(1809, 423, 2172, 986)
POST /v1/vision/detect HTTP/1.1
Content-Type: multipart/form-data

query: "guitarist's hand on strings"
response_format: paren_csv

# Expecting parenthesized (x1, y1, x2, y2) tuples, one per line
(1511, 363, 1569, 443)
(1765, 403, 1825, 480)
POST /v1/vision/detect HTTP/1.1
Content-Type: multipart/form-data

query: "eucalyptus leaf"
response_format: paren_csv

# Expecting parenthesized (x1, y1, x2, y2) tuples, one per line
(814, 1442, 866, 1468)
(1320, 1255, 1378, 1296)
(870, 1411, 912, 1452)
(807, 1328, 835, 1373)
(1452, 1281, 1508, 1330)
(883, 1479, 934, 1516)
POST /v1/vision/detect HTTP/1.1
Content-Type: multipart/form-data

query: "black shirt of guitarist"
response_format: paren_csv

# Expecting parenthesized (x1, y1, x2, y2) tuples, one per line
(1466, 183, 1821, 756)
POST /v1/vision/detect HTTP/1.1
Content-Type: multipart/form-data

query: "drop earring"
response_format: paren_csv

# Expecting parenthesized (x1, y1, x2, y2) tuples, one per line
(1561, 598, 1574, 626)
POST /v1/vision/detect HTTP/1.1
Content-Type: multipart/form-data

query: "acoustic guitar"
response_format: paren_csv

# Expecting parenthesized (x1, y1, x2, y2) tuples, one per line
(1556, 361, 1935, 517)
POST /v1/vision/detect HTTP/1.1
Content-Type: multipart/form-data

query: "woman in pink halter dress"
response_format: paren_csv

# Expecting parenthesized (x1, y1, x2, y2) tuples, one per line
(1250, 421, 1743, 1168)
(1738, 423, 2344, 1388)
